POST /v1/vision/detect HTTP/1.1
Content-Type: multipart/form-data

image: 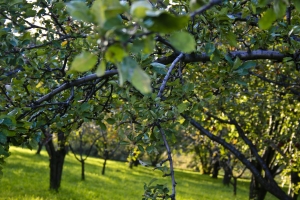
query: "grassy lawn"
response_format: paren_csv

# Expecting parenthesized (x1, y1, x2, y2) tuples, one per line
(0, 147, 278, 200)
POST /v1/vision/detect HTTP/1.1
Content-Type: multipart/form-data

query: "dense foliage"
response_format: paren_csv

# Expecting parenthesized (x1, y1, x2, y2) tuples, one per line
(1, 0, 300, 199)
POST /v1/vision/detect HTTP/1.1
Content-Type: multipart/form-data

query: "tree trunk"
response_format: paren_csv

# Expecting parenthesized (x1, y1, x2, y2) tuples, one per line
(102, 158, 107, 175)
(289, 171, 300, 200)
(81, 160, 85, 180)
(221, 156, 232, 186)
(232, 177, 237, 196)
(222, 163, 231, 186)
(36, 142, 43, 154)
(257, 188, 268, 200)
(249, 175, 268, 200)
(102, 149, 109, 175)
(46, 131, 67, 191)
(211, 160, 220, 178)
(249, 175, 259, 199)
(49, 146, 66, 191)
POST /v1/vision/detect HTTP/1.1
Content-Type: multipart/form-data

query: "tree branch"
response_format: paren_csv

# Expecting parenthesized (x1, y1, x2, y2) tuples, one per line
(155, 50, 292, 65)
(156, 123, 176, 200)
(249, 71, 300, 96)
(69, 143, 81, 162)
(6, 34, 87, 54)
(157, 53, 184, 98)
(16, 70, 118, 120)
(229, 119, 276, 181)
(190, 0, 222, 18)
(34, 70, 118, 105)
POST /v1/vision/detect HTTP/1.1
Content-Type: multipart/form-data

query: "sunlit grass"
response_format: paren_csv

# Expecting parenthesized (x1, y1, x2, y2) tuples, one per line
(0, 147, 278, 200)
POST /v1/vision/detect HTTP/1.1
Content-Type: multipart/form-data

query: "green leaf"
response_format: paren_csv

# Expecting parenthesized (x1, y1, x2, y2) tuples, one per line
(183, 83, 194, 92)
(131, 36, 155, 54)
(137, 145, 144, 153)
(148, 178, 158, 186)
(225, 32, 238, 47)
(258, 0, 269, 7)
(0, 145, 9, 157)
(117, 57, 138, 85)
(131, 67, 152, 94)
(144, 13, 189, 33)
(224, 55, 234, 66)
(146, 145, 154, 154)
(2, 129, 16, 137)
(91, 0, 125, 27)
(0, 117, 15, 128)
(7, 109, 18, 116)
(150, 63, 167, 74)
(205, 43, 215, 56)
(70, 51, 97, 72)
(169, 31, 196, 53)
(149, 110, 157, 118)
(105, 44, 128, 63)
(107, 118, 116, 125)
(0, 132, 7, 145)
(289, 26, 300, 36)
(294, 0, 300, 12)
(24, 9, 36, 18)
(96, 60, 106, 77)
(273, 0, 286, 18)
(130, 1, 152, 18)
(189, 0, 207, 11)
(20, 32, 31, 41)
(235, 61, 257, 75)
(139, 159, 150, 166)
(97, 121, 107, 131)
(177, 103, 188, 113)
(66, 1, 93, 23)
(232, 57, 242, 70)
(258, 9, 277, 30)
(103, 16, 123, 30)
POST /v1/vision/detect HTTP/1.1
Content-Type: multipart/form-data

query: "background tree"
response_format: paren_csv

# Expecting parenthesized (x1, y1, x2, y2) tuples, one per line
(94, 123, 120, 175)
(69, 122, 102, 180)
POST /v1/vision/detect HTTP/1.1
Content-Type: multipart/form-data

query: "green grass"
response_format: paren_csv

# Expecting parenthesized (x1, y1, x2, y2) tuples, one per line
(0, 147, 278, 200)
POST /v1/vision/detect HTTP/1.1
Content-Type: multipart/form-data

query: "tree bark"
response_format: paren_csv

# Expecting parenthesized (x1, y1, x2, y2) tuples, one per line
(102, 158, 107, 175)
(232, 177, 237, 196)
(211, 161, 220, 178)
(81, 160, 85, 180)
(289, 171, 300, 200)
(36, 142, 43, 154)
(249, 175, 268, 200)
(211, 148, 220, 178)
(102, 148, 109, 175)
(221, 159, 232, 186)
(49, 147, 66, 191)
(46, 131, 67, 191)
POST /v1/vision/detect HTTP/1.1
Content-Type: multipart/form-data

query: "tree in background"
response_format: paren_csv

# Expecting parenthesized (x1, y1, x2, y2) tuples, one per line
(1, 0, 300, 199)
(94, 122, 120, 175)
(69, 122, 102, 180)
